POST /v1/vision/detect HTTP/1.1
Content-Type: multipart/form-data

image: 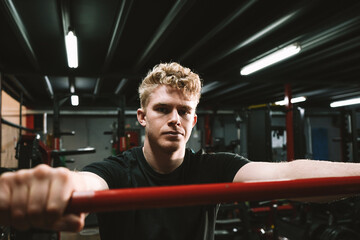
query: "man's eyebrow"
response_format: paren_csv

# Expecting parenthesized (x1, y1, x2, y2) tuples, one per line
(153, 103, 169, 107)
(179, 105, 193, 111)
(153, 103, 193, 110)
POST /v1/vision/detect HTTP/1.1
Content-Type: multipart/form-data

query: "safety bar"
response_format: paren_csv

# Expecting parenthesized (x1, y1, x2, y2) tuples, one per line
(66, 176, 360, 214)
(1, 118, 36, 133)
(51, 147, 96, 157)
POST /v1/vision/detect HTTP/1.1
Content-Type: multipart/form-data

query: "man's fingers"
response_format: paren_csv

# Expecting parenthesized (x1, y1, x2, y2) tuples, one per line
(46, 168, 74, 222)
(52, 213, 86, 232)
(0, 176, 11, 225)
(11, 182, 30, 230)
(0, 165, 84, 232)
(27, 179, 50, 228)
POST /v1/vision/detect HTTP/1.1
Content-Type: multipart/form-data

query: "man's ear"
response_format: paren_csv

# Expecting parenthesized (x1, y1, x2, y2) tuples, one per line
(192, 113, 197, 128)
(137, 108, 146, 127)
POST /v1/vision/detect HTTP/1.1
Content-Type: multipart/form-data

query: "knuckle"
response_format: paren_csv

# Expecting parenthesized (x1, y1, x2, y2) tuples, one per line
(0, 171, 14, 179)
(33, 164, 51, 179)
(0, 172, 15, 185)
(46, 204, 62, 218)
(13, 170, 31, 184)
(54, 167, 71, 181)
(27, 205, 42, 217)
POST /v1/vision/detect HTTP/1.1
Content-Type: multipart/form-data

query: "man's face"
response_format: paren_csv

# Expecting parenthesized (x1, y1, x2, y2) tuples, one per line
(137, 85, 197, 153)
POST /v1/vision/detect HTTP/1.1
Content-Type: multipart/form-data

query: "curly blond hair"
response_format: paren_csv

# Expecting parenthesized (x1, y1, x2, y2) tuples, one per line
(138, 62, 202, 108)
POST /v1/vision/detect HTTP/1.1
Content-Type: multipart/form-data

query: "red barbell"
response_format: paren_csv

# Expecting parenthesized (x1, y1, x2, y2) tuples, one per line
(66, 176, 360, 214)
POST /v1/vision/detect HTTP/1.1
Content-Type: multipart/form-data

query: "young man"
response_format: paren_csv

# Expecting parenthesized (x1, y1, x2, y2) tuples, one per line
(0, 62, 360, 239)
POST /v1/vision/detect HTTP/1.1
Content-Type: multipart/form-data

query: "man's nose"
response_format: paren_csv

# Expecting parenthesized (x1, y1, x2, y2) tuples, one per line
(168, 110, 180, 125)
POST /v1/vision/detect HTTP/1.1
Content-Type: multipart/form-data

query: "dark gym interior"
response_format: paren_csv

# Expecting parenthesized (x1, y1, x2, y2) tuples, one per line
(1, 0, 360, 239)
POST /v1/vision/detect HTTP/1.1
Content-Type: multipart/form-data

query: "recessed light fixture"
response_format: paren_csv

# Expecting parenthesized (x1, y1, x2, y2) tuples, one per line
(330, 97, 360, 108)
(275, 96, 306, 106)
(65, 31, 78, 68)
(71, 95, 79, 106)
(240, 43, 301, 76)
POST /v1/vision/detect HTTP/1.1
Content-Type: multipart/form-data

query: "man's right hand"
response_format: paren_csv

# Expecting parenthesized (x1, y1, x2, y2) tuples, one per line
(0, 164, 86, 232)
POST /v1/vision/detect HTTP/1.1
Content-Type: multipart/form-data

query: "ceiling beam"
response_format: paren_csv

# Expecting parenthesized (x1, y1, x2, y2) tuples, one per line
(330, 91, 360, 101)
(1, 78, 19, 98)
(93, 78, 101, 96)
(219, 83, 275, 103)
(203, 82, 249, 101)
(44, 76, 54, 99)
(178, 0, 257, 62)
(1, 0, 40, 71)
(273, 21, 360, 75)
(60, 0, 73, 98)
(114, 78, 129, 95)
(102, 0, 133, 72)
(60, 0, 71, 35)
(4, 74, 34, 102)
(197, 9, 302, 71)
(93, 0, 133, 97)
(133, 0, 193, 72)
(232, 5, 360, 81)
(1, 71, 144, 79)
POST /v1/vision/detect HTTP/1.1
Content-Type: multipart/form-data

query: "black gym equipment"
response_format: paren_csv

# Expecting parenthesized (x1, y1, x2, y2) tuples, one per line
(1, 117, 96, 240)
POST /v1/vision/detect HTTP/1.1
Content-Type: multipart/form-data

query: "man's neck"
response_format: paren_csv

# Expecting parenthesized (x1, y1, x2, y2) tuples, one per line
(142, 144, 185, 174)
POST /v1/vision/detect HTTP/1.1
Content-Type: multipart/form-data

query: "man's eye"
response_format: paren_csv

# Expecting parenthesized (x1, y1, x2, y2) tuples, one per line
(178, 110, 189, 115)
(157, 107, 168, 113)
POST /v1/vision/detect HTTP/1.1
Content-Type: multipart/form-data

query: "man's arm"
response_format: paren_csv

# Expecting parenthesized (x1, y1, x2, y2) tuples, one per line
(233, 160, 360, 201)
(234, 160, 360, 182)
(0, 164, 108, 232)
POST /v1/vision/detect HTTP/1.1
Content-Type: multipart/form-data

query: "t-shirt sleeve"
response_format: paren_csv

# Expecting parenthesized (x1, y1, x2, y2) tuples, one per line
(82, 156, 129, 189)
(207, 152, 250, 183)
(221, 153, 250, 182)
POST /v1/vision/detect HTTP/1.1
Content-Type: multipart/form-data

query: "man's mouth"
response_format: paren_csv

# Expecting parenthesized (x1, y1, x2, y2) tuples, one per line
(163, 131, 183, 136)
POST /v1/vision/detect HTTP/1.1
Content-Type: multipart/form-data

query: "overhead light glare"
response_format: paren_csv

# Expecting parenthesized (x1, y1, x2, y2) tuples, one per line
(70, 85, 75, 93)
(115, 78, 129, 95)
(65, 31, 78, 68)
(71, 95, 79, 106)
(240, 43, 301, 76)
(44, 76, 54, 97)
(330, 97, 360, 108)
(275, 96, 306, 106)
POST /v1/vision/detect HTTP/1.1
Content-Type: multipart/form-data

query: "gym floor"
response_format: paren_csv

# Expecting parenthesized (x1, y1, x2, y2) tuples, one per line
(60, 228, 100, 240)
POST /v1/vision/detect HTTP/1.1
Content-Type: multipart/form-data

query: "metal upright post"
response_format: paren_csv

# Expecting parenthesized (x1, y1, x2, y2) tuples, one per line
(53, 95, 61, 150)
(285, 84, 294, 161)
(19, 92, 23, 138)
(0, 72, 2, 166)
(350, 109, 359, 162)
(117, 95, 125, 154)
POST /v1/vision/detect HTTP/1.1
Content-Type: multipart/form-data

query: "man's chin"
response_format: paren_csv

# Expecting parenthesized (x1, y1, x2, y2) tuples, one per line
(160, 142, 183, 153)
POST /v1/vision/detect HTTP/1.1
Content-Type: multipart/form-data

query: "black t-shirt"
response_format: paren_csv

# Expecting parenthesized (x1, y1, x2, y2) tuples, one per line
(82, 147, 249, 240)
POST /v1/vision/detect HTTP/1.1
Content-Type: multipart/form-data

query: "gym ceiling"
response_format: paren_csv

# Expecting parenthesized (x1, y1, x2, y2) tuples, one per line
(0, 0, 359, 110)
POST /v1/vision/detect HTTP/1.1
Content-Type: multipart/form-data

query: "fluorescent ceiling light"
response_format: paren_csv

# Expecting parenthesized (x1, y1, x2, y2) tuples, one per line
(65, 31, 78, 68)
(330, 97, 360, 108)
(240, 43, 301, 76)
(275, 96, 306, 106)
(71, 95, 79, 106)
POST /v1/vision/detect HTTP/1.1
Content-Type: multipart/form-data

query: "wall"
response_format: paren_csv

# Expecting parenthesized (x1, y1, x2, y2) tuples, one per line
(1, 91, 26, 168)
